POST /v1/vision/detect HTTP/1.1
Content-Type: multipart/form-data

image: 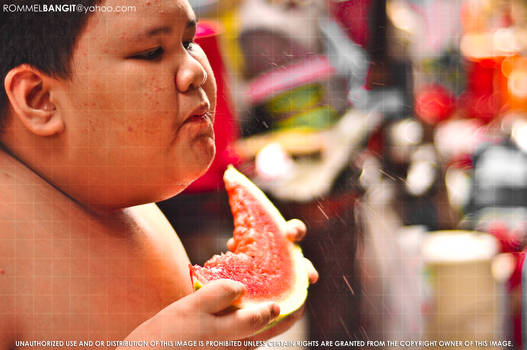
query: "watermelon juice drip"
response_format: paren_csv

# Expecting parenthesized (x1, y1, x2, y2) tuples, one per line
(192, 184, 294, 301)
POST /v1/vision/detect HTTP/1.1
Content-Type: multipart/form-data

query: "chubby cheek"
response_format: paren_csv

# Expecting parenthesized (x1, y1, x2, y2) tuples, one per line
(119, 76, 177, 147)
(63, 82, 178, 175)
(102, 75, 176, 136)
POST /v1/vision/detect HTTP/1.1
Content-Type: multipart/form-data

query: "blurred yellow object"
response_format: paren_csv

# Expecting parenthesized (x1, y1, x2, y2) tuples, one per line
(234, 129, 325, 159)
(218, 8, 245, 76)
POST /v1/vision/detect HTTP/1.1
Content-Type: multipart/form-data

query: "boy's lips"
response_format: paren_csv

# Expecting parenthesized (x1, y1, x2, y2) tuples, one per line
(181, 101, 214, 138)
(185, 111, 213, 125)
(186, 102, 210, 119)
(183, 101, 213, 125)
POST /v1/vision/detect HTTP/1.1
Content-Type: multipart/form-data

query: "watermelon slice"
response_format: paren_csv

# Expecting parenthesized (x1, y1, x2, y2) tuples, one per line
(190, 165, 309, 321)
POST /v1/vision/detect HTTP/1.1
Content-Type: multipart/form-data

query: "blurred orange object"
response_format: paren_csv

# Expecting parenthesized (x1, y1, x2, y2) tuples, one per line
(502, 56, 527, 113)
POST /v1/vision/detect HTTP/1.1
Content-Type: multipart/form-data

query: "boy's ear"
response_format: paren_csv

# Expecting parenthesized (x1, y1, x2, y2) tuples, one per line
(4, 65, 64, 136)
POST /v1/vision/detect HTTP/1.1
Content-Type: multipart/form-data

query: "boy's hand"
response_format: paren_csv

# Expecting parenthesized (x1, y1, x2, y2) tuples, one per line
(121, 279, 280, 348)
(124, 219, 318, 349)
(284, 219, 319, 284)
(227, 218, 319, 284)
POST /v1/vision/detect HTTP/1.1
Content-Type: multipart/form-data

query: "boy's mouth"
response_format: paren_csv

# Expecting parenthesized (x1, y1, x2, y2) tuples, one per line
(184, 102, 213, 125)
(184, 112, 213, 130)
(188, 112, 212, 122)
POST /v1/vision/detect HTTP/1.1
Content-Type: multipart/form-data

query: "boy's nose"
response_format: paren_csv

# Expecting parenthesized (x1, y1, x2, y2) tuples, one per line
(176, 54, 208, 93)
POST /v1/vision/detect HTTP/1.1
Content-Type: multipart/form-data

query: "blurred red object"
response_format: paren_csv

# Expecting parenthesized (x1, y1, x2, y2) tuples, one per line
(461, 57, 508, 122)
(185, 21, 240, 192)
(326, 0, 372, 48)
(486, 221, 524, 253)
(511, 250, 524, 347)
(414, 84, 456, 125)
(486, 221, 524, 347)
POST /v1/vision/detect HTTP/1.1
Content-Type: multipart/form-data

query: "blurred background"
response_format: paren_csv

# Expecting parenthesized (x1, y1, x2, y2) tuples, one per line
(158, 0, 527, 348)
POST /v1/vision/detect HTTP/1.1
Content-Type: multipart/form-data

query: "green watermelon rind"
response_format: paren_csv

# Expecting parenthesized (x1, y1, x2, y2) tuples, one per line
(192, 165, 310, 329)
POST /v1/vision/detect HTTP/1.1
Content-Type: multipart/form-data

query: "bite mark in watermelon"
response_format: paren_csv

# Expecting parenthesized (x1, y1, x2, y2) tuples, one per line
(190, 165, 309, 320)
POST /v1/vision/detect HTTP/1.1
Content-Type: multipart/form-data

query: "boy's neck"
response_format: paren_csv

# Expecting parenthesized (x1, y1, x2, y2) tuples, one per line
(0, 145, 127, 219)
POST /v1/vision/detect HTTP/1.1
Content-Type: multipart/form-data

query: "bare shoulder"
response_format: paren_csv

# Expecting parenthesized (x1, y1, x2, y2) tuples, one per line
(0, 151, 30, 347)
(129, 203, 178, 236)
(126, 203, 190, 264)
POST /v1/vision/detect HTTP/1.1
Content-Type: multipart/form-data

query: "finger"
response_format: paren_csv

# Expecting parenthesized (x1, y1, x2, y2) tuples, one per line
(286, 219, 307, 242)
(189, 279, 246, 314)
(217, 302, 280, 340)
(227, 238, 235, 251)
(247, 305, 306, 342)
(304, 258, 319, 284)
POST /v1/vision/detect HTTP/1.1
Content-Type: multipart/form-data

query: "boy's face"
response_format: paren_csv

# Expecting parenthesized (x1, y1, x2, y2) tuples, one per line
(54, 0, 217, 207)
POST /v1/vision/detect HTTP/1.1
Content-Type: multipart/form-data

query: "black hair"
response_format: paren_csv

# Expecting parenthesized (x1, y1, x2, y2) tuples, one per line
(0, 0, 101, 130)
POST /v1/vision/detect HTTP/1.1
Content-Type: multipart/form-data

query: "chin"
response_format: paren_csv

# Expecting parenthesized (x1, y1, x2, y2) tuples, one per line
(193, 143, 216, 176)
(166, 158, 215, 196)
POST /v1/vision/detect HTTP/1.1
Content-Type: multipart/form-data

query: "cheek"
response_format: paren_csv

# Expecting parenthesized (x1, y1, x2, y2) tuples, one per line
(94, 71, 176, 118)
(118, 75, 179, 148)
(66, 76, 177, 150)
(138, 74, 176, 111)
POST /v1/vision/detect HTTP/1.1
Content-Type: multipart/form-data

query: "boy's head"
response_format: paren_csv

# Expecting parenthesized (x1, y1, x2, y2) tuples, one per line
(0, 0, 217, 210)
(0, 1, 100, 124)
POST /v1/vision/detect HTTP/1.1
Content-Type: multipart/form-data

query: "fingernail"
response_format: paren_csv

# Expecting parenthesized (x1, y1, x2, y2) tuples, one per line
(270, 303, 280, 318)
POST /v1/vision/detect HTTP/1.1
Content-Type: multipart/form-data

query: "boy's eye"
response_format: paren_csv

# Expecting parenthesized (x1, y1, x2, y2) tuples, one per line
(183, 41, 194, 51)
(130, 47, 164, 60)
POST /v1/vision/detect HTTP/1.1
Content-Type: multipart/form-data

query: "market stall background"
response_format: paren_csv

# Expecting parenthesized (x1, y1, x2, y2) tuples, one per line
(157, 0, 527, 348)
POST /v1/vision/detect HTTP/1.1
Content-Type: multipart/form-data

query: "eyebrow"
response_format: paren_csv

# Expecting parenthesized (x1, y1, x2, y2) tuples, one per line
(133, 19, 197, 41)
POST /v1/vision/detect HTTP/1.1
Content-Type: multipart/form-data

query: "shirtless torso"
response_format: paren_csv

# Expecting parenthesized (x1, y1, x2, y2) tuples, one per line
(0, 149, 193, 344)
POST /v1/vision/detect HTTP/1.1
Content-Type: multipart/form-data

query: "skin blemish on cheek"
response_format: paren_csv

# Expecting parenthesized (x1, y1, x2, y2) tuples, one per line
(0, 269, 5, 275)
(128, 127, 133, 132)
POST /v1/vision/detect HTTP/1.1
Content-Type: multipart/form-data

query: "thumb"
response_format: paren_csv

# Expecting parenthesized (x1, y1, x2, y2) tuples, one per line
(188, 279, 246, 314)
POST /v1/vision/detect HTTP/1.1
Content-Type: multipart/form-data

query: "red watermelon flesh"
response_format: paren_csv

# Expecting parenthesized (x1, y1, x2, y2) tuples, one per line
(190, 166, 308, 313)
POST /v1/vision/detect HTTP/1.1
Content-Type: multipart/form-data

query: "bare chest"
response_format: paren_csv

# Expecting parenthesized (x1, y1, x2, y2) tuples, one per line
(5, 204, 193, 342)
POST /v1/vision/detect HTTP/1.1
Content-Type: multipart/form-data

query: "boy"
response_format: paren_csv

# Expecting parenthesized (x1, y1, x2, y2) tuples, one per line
(0, 0, 317, 348)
